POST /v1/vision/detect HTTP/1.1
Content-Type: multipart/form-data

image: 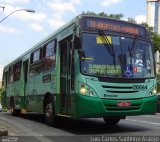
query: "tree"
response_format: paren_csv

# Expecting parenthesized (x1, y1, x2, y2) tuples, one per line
(141, 23, 160, 52)
(0, 87, 3, 103)
(128, 17, 136, 23)
(108, 13, 123, 20)
(81, 11, 123, 20)
(152, 32, 160, 52)
(81, 11, 97, 16)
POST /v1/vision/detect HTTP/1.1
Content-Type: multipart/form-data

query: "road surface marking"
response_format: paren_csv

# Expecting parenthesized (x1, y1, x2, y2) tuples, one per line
(126, 119, 160, 126)
(138, 115, 160, 119)
(35, 136, 54, 142)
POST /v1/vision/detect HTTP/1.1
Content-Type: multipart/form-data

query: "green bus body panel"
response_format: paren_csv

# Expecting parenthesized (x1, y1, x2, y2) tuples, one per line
(74, 94, 157, 118)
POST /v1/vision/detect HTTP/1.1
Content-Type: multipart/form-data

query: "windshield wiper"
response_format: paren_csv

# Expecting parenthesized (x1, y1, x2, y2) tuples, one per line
(98, 30, 117, 73)
(98, 30, 114, 56)
(129, 36, 138, 53)
(128, 36, 138, 64)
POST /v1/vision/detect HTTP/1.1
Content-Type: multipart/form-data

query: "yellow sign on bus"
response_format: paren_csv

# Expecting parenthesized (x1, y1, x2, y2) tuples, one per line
(96, 36, 112, 44)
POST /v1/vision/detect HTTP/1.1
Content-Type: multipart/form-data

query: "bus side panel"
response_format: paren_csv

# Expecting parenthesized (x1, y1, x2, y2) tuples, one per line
(6, 81, 24, 110)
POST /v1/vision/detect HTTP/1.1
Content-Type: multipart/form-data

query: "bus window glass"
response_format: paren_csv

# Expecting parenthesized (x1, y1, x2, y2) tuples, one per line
(42, 40, 56, 72)
(30, 62, 41, 76)
(8, 66, 14, 83)
(81, 33, 155, 78)
(13, 61, 21, 81)
(45, 40, 55, 58)
(33, 49, 40, 62)
(30, 49, 42, 76)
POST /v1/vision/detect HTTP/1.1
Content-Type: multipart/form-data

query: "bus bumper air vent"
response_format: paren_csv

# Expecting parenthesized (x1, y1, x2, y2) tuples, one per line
(102, 85, 139, 94)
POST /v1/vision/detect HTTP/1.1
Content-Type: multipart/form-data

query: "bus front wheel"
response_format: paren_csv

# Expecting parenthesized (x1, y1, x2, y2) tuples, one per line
(103, 117, 120, 125)
(44, 97, 58, 126)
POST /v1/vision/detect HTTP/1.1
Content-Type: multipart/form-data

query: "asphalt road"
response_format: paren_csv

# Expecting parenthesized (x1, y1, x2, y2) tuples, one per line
(0, 112, 160, 142)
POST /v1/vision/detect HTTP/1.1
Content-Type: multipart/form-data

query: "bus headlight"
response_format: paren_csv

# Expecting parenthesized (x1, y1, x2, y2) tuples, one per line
(153, 89, 157, 94)
(149, 86, 157, 96)
(80, 88, 87, 95)
(79, 83, 98, 97)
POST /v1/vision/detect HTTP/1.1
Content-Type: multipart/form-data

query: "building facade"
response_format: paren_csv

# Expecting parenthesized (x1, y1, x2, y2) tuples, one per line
(147, 0, 160, 72)
(147, 0, 160, 33)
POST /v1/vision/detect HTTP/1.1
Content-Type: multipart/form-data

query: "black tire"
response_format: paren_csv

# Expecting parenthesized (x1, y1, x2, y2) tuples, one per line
(44, 97, 58, 126)
(103, 117, 120, 125)
(10, 97, 20, 116)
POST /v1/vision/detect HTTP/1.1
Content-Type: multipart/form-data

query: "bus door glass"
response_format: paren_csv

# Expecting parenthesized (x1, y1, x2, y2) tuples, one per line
(23, 60, 29, 96)
(60, 38, 72, 113)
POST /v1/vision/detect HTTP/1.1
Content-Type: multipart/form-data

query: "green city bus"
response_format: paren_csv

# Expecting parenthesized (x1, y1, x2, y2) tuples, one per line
(1, 15, 157, 126)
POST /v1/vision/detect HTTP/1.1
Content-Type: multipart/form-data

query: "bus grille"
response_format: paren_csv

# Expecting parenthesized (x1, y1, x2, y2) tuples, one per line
(105, 104, 141, 111)
(102, 85, 138, 94)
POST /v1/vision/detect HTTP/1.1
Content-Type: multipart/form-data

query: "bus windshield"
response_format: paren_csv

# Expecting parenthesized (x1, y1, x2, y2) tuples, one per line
(80, 33, 155, 78)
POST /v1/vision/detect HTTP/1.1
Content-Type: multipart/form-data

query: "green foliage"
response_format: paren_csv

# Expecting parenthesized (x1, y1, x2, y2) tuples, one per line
(152, 32, 160, 52)
(127, 17, 136, 23)
(0, 88, 2, 102)
(141, 23, 154, 34)
(157, 73, 160, 92)
(81, 11, 123, 20)
(141, 23, 160, 52)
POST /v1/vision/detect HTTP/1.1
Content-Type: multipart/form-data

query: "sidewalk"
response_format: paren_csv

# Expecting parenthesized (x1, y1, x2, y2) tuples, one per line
(0, 118, 8, 137)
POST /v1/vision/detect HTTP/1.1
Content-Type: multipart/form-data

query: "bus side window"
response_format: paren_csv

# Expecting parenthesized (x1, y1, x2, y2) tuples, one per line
(6, 72, 8, 88)
(13, 61, 22, 81)
(42, 40, 56, 72)
(29, 48, 42, 76)
(8, 66, 14, 83)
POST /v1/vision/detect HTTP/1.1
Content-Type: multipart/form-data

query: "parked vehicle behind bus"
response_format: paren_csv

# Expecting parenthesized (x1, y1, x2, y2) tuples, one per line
(0, 103, 2, 112)
(157, 93, 160, 112)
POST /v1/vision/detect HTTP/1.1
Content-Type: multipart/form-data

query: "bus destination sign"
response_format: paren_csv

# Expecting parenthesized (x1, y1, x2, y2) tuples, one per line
(83, 17, 147, 37)
(88, 20, 139, 35)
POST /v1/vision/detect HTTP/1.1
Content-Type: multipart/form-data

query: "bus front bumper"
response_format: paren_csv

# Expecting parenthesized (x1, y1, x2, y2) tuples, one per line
(74, 95, 157, 118)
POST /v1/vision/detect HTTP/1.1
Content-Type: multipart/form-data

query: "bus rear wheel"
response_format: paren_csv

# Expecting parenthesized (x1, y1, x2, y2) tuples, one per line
(44, 98, 58, 126)
(10, 97, 20, 116)
(103, 117, 120, 125)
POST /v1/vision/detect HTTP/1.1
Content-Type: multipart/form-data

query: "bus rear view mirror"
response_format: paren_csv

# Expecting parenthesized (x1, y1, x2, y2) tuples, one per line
(78, 49, 85, 57)
(74, 36, 81, 49)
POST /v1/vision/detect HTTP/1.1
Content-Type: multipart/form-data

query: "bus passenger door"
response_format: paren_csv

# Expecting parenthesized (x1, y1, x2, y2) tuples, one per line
(60, 39, 72, 114)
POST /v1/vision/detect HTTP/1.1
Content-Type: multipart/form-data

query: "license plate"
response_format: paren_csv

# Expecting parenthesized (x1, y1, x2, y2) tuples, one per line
(117, 102, 131, 107)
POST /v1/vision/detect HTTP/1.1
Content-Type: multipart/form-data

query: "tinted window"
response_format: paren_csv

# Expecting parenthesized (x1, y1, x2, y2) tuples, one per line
(33, 49, 40, 62)
(44, 40, 55, 58)
(13, 61, 21, 81)
(8, 66, 14, 83)
(81, 33, 155, 78)
(42, 40, 56, 72)
(30, 48, 42, 76)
